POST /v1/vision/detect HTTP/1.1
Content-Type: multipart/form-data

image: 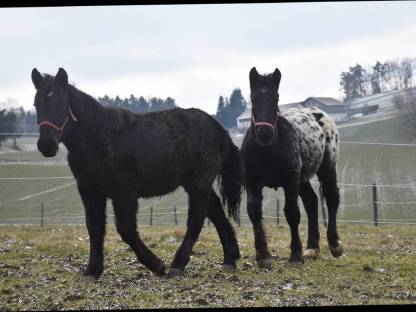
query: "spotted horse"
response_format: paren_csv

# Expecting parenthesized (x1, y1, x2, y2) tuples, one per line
(240, 67, 344, 268)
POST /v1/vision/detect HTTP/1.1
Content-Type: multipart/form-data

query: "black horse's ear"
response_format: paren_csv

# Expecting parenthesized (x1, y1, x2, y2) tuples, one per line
(31, 68, 43, 89)
(55, 68, 68, 89)
(272, 68, 281, 90)
(249, 67, 259, 89)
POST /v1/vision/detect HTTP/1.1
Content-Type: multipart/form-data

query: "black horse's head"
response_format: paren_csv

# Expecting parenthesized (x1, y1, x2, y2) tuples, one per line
(31, 67, 76, 157)
(249, 67, 281, 146)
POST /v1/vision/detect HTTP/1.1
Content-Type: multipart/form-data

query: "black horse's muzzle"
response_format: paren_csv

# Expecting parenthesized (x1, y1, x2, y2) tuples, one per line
(37, 128, 59, 157)
(255, 126, 274, 146)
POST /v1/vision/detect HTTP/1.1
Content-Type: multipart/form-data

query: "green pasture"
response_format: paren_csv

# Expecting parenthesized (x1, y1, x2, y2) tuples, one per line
(0, 113, 416, 225)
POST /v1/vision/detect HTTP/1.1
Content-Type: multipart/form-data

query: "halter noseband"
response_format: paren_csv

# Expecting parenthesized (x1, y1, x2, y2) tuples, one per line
(37, 106, 78, 141)
(251, 112, 282, 130)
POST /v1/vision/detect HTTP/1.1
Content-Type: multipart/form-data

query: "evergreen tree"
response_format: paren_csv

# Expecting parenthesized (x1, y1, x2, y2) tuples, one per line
(216, 96, 226, 126)
(137, 96, 149, 112)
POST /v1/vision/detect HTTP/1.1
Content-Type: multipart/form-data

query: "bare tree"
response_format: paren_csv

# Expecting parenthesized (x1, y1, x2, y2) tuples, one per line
(393, 89, 416, 129)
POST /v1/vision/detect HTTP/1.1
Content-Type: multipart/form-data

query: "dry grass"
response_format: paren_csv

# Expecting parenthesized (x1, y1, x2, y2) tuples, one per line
(0, 223, 415, 309)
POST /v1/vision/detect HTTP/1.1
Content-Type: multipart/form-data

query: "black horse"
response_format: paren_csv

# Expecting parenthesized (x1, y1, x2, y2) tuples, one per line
(241, 67, 344, 268)
(31, 68, 242, 278)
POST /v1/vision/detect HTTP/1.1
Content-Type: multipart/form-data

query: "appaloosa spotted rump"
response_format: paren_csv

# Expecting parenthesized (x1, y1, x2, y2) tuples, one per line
(283, 107, 339, 183)
(241, 67, 344, 268)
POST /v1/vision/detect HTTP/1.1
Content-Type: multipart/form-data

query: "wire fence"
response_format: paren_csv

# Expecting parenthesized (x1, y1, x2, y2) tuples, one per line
(1, 178, 416, 226)
(1, 134, 416, 226)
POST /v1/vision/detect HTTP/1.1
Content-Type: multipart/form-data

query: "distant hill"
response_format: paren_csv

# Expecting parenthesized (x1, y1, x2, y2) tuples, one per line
(339, 113, 416, 144)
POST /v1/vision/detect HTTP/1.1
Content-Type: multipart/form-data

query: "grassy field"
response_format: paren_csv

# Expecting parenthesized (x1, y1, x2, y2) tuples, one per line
(1, 113, 416, 225)
(0, 224, 415, 309)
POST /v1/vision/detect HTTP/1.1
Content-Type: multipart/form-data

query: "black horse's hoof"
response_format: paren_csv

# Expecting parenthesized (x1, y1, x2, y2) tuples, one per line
(222, 264, 237, 272)
(82, 266, 102, 280)
(288, 254, 304, 265)
(153, 262, 166, 276)
(257, 257, 273, 269)
(329, 243, 344, 258)
(80, 274, 97, 282)
(167, 268, 184, 277)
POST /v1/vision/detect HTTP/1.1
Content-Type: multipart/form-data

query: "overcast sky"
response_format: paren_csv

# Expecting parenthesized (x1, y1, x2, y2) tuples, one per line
(1, 1, 416, 114)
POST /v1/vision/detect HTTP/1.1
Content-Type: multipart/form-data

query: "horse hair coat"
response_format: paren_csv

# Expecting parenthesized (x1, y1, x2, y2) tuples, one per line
(241, 67, 344, 268)
(31, 67, 243, 278)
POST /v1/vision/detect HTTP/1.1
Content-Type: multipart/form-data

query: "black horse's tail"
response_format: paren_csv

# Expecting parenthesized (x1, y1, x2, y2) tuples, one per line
(218, 135, 243, 222)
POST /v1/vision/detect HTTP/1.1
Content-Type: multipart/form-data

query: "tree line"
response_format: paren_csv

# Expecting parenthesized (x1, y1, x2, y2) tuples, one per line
(97, 94, 176, 113)
(0, 94, 176, 146)
(215, 88, 247, 129)
(340, 57, 415, 101)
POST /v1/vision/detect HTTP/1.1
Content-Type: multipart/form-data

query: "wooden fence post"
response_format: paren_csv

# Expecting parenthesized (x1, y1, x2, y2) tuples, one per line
(320, 190, 327, 228)
(276, 198, 280, 225)
(149, 206, 153, 227)
(40, 202, 44, 227)
(373, 182, 378, 226)
(173, 205, 178, 226)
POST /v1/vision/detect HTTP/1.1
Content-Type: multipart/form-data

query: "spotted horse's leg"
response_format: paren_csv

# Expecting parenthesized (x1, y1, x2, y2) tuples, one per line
(317, 157, 344, 258)
(247, 184, 273, 269)
(299, 181, 320, 259)
(283, 175, 304, 264)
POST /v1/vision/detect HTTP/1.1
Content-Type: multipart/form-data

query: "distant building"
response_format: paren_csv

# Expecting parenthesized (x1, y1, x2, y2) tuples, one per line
(303, 97, 349, 122)
(279, 102, 304, 113)
(236, 96, 379, 129)
(236, 107, 251, 129)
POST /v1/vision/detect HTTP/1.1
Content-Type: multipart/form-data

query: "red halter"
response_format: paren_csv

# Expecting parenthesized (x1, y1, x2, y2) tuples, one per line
(251, 112, 282, 130)
(38, 106, 78, 141)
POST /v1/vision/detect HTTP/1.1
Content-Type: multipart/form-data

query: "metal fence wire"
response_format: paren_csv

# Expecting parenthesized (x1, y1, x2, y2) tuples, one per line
(1, 135, 416, 226)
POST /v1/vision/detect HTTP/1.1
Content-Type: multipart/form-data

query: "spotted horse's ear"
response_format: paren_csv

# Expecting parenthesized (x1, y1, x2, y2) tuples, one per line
(271, 68, 281, 90)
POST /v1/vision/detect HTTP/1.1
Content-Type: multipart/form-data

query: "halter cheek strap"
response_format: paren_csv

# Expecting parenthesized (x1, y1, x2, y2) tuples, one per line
(251, 112, 282, 130)
(37, 106, 78, 141)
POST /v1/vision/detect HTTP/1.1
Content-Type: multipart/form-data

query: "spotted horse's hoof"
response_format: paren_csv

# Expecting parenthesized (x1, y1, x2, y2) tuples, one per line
(329, 242, 344, 258)
(222, 264, 237, 272)
(303, 248, 320, 259)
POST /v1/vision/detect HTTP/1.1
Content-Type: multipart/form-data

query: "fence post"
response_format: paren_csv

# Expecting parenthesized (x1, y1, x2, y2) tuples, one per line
(40, 202, 44, 227)
(320, 191, 327, 228)
(150, 206, 153, 227)
(373, 182, 378, 226)
(276, 198, 280, 225)
(173, 205, 178, 226)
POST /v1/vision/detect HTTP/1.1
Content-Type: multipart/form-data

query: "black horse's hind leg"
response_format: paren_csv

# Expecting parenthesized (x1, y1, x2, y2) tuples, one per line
(207, 190, 240, 271)
(113, 195, 166, 276)
(317, 164, 344, 257)
(79, 188, 106, 279)
(168, 187, 210, 276)
(299, 181, 320, 259)
(247, 185, 273, 268)
(283, 177, 304, 264)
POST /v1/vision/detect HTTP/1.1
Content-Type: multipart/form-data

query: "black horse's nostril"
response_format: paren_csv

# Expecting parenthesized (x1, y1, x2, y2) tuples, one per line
(37, 138, 58, 157)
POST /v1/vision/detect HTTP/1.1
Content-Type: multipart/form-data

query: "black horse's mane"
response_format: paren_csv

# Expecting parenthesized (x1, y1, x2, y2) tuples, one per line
(41, 74, 159, 137)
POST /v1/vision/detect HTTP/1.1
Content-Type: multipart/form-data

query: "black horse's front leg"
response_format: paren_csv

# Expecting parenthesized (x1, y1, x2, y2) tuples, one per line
(283, 177, 304, 264)
(113, 194, 166, 276)
(78, 187, 107, 279)
(247, 184, 273, 268)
